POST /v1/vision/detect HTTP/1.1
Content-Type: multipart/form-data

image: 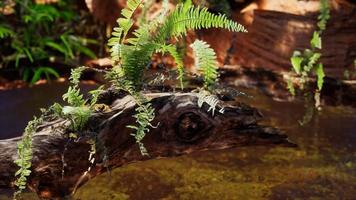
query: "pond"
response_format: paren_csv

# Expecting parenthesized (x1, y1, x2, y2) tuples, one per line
(0, 83, 355, 200)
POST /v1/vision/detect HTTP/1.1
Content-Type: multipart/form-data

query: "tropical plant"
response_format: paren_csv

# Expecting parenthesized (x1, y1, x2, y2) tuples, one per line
(0, 0, 96, 83)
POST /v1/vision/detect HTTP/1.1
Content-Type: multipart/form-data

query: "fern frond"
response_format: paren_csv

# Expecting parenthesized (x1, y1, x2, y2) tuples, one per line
(0, 24, 13, 39)
(14, 117, 43, 197)
(190, 40, 218, 88)
(105, 66, 135, 93)
(63, 86, 86, 107)
(120, 43, 157, 85)
(156, 44, 185, 89)
(122, 0, 144, 20)
(89, 85, 105, 106)
(126, 24, 152, 48)
(318, 0, 330, 31)
(127, 99, 156, 156)
(63, 67, 87, 107)
(62, 106, 91, 130)
(69, 66, 86, 85)
(108, 0, 144, 63)
(119, 0, 144, 38)
(156, 2, 247, 41)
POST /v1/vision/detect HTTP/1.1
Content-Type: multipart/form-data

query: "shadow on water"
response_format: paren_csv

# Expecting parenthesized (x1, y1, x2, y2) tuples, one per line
(0, 84, 355, 200)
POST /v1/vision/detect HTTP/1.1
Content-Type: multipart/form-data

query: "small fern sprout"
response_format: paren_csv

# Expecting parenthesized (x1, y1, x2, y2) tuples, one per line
(190, 40, 218, 89)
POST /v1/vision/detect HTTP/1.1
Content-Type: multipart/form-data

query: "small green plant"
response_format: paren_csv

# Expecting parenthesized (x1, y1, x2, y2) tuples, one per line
(13, 66, 104, 197)
(14, 116, 43, 198)
(190, 40, 218, 90)
(13, 0, 247, 194)
(0, 0, 96, 83)
(127, 101, 156, 156)
(287, 0, 330, 124)
(106, 0, 246, 154)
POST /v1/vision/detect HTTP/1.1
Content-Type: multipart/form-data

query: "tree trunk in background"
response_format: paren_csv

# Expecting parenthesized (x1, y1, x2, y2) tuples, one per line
(198, 0, 356, 77)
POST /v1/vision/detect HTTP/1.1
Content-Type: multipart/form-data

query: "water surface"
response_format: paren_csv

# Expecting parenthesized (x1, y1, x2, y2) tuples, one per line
(0, 84, 355, 200)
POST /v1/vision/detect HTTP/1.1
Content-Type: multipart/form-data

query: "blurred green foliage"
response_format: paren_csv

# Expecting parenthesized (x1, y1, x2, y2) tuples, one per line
(287, 0, 330, 125)
(0, 0, 96, 84)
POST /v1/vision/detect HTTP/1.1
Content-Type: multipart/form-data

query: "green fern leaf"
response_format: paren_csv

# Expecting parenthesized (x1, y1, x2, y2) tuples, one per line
(190, 40, 218, 88)
(316, 63, 325, 91)
(310, 31, 322, 49)
(120, 0, 144, 37)
(0, 24, 14, 39)
(156, 44, 185, 89)
(291, 51, 303, 74)
(156, 2, 247, 41)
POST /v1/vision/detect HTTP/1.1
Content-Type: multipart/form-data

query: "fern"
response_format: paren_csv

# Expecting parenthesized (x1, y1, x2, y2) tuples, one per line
(104, 0, 247, 154)
(108, 0, 144, 52)
(155, 1, 247, 41)
(289, 0, 330, 94)
(14, 116, 43, 198)
(63, 67, 87, 107)
(127, 100, 156, 156)
(107, 0, 247, 88)
(89, 85, 105, 106)
(156, 44, 185, 89)
(317, 0, 330, 31)
(13, 65, 107, 196)
(29, 66, 60, 84)
(0, 24, 13, 38)
(288, 0, 330, 123)
(62, 105, 92, 131)
(190, 40, 218, 89)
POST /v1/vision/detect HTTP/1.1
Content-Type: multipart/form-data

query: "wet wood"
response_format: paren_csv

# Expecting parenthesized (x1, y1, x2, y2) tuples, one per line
(0, 92, 292, 198)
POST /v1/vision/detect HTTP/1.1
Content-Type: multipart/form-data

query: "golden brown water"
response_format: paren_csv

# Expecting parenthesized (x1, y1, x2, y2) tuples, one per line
(0, 84, 355, 200)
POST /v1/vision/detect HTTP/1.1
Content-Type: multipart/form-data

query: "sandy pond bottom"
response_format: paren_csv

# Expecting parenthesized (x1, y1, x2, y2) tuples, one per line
(0, 83, 355, 200)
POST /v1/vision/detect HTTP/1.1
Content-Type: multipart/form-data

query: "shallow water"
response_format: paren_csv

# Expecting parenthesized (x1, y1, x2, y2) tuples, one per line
(0, 81, 97, 139)
(0, 84, 355, 200)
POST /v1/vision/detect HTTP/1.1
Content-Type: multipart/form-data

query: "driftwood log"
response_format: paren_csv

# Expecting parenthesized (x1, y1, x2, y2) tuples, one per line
(0, 92, 292, 199)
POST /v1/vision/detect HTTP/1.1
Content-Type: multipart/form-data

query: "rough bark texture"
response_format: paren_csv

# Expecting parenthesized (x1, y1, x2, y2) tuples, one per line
(0, 92, 292, 199)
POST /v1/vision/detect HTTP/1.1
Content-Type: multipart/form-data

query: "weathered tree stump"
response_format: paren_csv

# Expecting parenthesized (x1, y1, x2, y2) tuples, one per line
(0, 92, 292, 198)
